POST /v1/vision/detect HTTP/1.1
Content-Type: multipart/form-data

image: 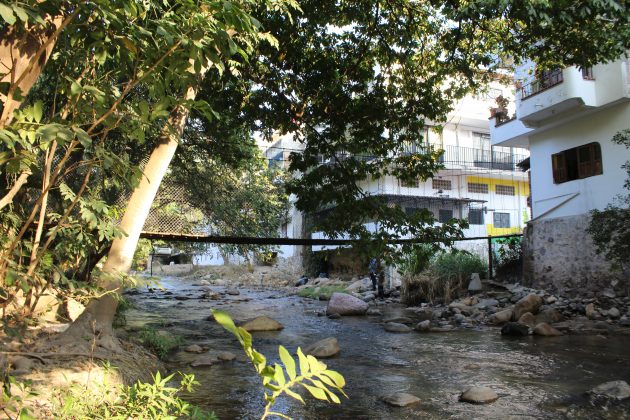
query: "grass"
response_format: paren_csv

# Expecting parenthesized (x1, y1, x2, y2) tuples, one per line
(138, 327, 183, 360)
(297, 285, 348, 300)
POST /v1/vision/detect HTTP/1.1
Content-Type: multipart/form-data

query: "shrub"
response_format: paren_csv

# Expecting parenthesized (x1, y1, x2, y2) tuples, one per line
(401, 250, 487, 305)
(495, 237, 523, 281)
(396, 244, 437, 275)
(55, 370, 215, 419)
(138, 327, 183, 360)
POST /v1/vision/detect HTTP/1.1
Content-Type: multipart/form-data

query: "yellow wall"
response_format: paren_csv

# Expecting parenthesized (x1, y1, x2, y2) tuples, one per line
(466, 176, 530, 197)
(486, 225, 523, 236)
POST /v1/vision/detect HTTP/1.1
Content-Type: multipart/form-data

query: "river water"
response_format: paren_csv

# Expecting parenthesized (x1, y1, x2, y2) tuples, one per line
(120, 276, 630, 419)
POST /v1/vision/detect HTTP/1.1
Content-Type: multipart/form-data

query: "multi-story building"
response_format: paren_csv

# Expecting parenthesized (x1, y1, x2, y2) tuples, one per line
(264, 83, 530, 276)
(490, 57, 630, 294)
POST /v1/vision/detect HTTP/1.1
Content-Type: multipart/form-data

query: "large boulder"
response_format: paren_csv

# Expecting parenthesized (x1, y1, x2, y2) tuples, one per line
(512, 294, 543, 320)
(459, 386, 499, 404)
(517, 312, 537, 328)
(488, 308, 513, 325)
(240, 316, 284, 332)
(345, 278, 372, 293)
(533, 322, 562, 337)
(536, 308, 564, 324)
(587, 380, 630, 401)
(501, 322, 530, 336)
(468, 273, 483, 292)
(382, 393, 421, 407)
(303, 337, 340, 358)
(326, 293, 369, 316)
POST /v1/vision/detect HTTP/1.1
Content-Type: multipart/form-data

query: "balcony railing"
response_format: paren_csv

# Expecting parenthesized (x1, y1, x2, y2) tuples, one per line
(519, 69, 563, 99)
(317, 145, 527, 172)
(441, 146, 528, 171)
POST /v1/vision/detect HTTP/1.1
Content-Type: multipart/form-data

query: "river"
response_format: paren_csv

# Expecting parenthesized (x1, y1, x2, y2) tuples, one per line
(120, 275, 630, 419)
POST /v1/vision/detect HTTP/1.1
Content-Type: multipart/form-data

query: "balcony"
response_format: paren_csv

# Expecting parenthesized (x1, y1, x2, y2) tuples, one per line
(318, 145, 527, 172)
(519, 69, 564, 99)
(441, 146, 527, 171)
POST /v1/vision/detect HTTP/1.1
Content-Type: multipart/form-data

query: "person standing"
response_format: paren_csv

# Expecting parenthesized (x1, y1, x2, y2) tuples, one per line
(377, 268, 385, 299)
(368, 258, 378, 291)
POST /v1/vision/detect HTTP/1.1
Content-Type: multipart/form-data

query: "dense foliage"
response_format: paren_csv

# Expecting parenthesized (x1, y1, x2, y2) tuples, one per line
(588, 130, 630, 273)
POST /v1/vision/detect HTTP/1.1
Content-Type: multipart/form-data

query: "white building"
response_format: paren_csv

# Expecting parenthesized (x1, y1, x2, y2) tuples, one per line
(490, 57, 630, 294)
(264, 83, 530, 276)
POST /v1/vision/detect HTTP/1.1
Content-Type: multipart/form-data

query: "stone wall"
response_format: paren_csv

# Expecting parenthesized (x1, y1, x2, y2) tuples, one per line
(522, 214, 629, 296)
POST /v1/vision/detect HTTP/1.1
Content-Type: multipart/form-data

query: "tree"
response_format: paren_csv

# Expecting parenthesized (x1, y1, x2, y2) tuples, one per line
(1, 0, 629, 348)
(587, 130, 630, 274)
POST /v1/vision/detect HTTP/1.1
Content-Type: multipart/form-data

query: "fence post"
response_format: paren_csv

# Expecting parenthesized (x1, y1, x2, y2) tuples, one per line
(487, 235, 493, 280)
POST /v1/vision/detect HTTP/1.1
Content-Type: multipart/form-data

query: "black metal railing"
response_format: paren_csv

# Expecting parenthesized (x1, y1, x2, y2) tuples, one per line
(519, 69, 563, 99)
(441, 146, 528, 171)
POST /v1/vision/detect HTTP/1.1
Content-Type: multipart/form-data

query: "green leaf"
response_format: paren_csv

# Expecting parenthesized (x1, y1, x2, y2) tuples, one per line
(32, 101, 43, 123)
(212, 309, 239, 336)
(322, 370, 346, 388)
(0, 4, 16, 25)
(297, 348, 309, 376)
(70, 81, 82, 96)
(284, 388, 305, 404)
(274, 364, 286, 387)
(278, 346, 296, 380)
(302, 384, 328, 401)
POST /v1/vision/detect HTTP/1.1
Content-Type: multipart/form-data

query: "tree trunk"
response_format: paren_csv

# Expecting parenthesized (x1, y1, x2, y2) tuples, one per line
(0, 15, 63, 127)
(56, 84, 199, 351)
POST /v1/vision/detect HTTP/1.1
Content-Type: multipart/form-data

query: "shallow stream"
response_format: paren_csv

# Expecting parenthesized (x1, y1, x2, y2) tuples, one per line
(121, 276, 630, 419)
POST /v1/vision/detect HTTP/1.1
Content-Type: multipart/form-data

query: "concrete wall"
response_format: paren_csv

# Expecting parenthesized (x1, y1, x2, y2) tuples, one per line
(522, 214, 629, 296)
(529, 101, 630, 220)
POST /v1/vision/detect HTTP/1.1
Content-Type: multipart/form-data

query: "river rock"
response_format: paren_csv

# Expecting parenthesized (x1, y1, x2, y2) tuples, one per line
(326, 293, 368, 316)
(327, 313, 341, 319)
(346, 278, 371, 293)
(468, 273, 483, 292)
(501, 322, 530, 336)
(185, 344, 205, 353)
(382, 393, 421, 407)
(384, 322, 413, 333)
(585, 303, 596, 319)
(601, 288, 616, 299)
(608, 307, 621, 318)
(449, 303, 474, 316)
(518, 312, 537, 328)
(474, 298, 499, 309)
(459, 386, 499, 404)
(367, 308, 382, 316)
(226, 286, 240, 295)
(588, 380, 630, 401)
(217, 351, 236, 361)
(488, 308, 513, 325)
(10, 356, 33, 373)
(190, 356, 216, 367)
(303, 337, 340, 358)
(383, 316, 414, 325)
(512, 294, 543, 320)
(240, 316, 284, 332)
(415, 320, 431, 332)
(533, 323, 562, 337)
(536, 308, 563, 324)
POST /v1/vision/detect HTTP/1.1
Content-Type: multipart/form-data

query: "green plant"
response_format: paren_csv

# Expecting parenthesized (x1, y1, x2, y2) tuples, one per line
(396, 244, 437, 275)
(297, 285, 347, 300)
(1, 376, 36, 419)
(138, 327, 183, 360)
(112, 296, 134, 328)
(494, 237, 523, 280)
(587, 130, 630, 273)
(212, 309, 347, 420)
(55, 370, 214, 419)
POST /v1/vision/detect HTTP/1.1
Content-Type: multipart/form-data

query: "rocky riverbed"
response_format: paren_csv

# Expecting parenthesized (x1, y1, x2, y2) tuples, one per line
(117, 272, 630, 419)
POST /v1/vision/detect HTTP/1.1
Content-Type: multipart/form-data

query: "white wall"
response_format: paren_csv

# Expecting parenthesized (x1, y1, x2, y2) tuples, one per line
(529, 101, 630, 219)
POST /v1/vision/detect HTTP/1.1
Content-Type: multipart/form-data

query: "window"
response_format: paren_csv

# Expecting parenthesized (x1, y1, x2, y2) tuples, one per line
(438, 209, 453, 223)
(493, 212, 510, 228)
(496, 185, 515, 196)
(400, 177, 419, 188)
(552, 142, 602, 184)
(468, 182, 489, 194)
(468, 209, 484, 225)
(432, 179, 452, 190)
(582, 67, 594, 80)
(405, 207, 428, 217)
